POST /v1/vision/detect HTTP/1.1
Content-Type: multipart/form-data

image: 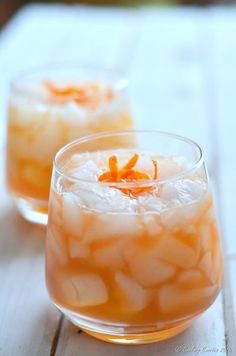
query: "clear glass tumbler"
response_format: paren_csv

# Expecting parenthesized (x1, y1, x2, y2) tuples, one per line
(45, 130, 223, 344)
(6, 65, 133, 224)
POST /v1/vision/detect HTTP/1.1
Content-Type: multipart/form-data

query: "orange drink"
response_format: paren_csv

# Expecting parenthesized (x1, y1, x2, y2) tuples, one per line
(46, 131, 223, 344)
(6, 66, 133, 224)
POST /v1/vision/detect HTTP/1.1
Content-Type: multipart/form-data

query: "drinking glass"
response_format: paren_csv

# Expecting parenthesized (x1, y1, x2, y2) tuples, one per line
(6, 65, 133, 224)
(45, 130, 223, 344)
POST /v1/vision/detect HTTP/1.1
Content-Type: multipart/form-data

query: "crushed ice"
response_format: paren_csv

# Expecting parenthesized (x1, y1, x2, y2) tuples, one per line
(61, 152, 207, 214)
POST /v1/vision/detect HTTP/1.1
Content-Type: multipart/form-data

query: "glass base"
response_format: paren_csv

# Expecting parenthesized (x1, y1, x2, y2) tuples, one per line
(14, 196, 48, 225)
(84, 321, 193, 344)
(57, 305, 195, 345)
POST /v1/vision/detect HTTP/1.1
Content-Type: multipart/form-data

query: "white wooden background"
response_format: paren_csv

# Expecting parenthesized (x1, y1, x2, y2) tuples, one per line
(0, 4, 236, 356)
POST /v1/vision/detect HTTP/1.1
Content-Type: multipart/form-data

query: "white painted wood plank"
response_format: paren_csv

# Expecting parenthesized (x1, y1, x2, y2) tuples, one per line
(218, 170, 236, 256)
(197, 8, 236, 353)
(203, 8, 236, 255)
(221, 256, 236, 355)
(0, 201, 61, 356)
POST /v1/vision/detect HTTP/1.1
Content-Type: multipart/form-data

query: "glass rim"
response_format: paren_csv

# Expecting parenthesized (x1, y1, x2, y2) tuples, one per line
(10, 62, 128, 97)
(54, 129, 204, 187)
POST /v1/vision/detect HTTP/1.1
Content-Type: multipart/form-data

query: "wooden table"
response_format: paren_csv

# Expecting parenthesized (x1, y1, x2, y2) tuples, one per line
(0, 4, 235, 355)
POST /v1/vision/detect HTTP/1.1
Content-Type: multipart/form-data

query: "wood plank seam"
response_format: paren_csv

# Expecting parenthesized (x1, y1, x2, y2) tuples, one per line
(50, 314, 64, 356)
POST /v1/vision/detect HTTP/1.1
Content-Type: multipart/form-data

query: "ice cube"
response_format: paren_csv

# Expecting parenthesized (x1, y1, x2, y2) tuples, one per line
(157, 156, 188, 179)
(198, 252, 216, 284)
(160, 179, 208, 232)
(68, 238, 90, 259)
(8, 132, 31, 160)
(50, 191, 62, 226)
(72, 183, 137, 213)
(198, 224, 212, 253)
(206, 207, 215, 222)
(31, 116, 62, 164)
(128, 254, 177, 287)
(9, 102, 34, 127)
(161, 203, 200, 231)
(141, 214, 163, 236)
(158, 283, 217, 315)
(62, 193, 84, 237)
(46, 226, 67, 266)
(21, 164, 48, 189)
(115, 272, 149, 312)
(152, 235, 198, 268)
(175, 226, 201, 261)
(57, 102, 87, 126)
(69, 160, 101, 181)
(135, 154, 156, 177)
(195, 194, 212, 222)
(64, 152, 90, 171)
(83, 213, 140, 243)
(92, 244, 125, 269)
(138, 195, 163, 214)
(74, 187, 110, 211)
(212, 244, 223, 284)
(178, 269, 204, 288)
(160, 179, 206, 207)
(61, 273, 108, 307)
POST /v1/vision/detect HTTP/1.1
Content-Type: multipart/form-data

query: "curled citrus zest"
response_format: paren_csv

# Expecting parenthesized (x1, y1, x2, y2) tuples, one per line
(152, 159, 158, 180)
(44, 81, 81, 95)
(97, 171, 111, 182)
(44, 80, 113, 109)
(109, 155, 118, 181)
(119, 169, 134, 179)
(98, 153, 158, 195)
(123, 153, 139, 170)
(125, 171, 150, 180)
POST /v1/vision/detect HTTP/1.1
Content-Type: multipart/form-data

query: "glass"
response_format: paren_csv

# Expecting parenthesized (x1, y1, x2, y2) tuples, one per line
(45, 130, 223, 344)
(6, 65, 133, 224)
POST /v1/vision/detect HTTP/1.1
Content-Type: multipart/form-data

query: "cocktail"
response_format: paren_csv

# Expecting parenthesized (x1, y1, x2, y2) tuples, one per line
(6, 66, 133, 224)
(45, 130, 223, 344)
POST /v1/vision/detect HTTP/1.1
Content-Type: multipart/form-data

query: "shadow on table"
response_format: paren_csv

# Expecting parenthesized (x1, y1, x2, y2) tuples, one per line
(0, 201, 46, 264)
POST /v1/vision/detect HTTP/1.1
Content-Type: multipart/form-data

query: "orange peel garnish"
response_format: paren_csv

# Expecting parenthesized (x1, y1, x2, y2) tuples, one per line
(44, 80, 113, 109)
(98, 153, 158, 195)
(152, 159, 158, 180)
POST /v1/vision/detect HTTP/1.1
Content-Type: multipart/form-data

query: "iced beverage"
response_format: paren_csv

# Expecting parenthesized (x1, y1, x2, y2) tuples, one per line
(6, 67, 133, 224)
(45, 131, 223, 344)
